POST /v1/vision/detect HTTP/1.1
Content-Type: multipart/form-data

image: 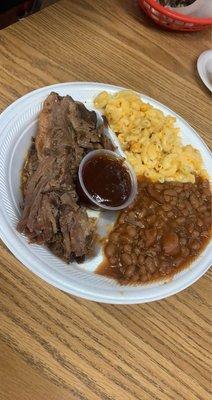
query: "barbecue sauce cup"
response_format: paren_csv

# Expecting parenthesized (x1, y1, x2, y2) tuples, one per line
(77, 150, 137, 211)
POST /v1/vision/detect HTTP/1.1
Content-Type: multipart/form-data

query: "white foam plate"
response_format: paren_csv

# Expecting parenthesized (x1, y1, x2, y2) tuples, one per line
(197, 50, 212, 92)
(0, 82, 211, 304)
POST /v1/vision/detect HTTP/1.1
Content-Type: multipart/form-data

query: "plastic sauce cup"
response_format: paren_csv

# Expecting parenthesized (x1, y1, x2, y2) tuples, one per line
(77, 149, 138, 211)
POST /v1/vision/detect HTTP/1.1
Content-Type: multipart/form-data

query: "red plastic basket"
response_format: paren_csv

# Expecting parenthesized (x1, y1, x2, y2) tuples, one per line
(138, 0, 212, 31)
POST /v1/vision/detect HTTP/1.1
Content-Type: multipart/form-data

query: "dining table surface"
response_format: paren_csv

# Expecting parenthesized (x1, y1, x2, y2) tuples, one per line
(0, 1, 211, 399)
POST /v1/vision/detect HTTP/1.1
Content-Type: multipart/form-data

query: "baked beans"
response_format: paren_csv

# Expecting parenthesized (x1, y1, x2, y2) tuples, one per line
(97, 177, 211, 284)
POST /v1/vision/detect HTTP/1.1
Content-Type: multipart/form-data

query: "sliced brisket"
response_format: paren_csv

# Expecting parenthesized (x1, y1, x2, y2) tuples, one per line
(17, 92, 113, 262)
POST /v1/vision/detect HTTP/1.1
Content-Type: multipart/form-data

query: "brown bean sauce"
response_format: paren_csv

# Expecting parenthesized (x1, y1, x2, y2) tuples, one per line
(96, 176, 211, 285)
(82, 154, 132, 207)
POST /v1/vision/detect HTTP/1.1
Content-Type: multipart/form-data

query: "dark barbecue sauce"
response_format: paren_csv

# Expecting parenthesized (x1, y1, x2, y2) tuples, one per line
(82, 154, 132, 207)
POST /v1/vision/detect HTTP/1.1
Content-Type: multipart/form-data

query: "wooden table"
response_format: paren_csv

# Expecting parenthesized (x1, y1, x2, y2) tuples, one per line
(0, 1, 211, 399)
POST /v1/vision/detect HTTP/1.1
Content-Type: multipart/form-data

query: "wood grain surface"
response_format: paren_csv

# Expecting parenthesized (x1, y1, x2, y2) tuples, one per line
(0, 1, 211, 399)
